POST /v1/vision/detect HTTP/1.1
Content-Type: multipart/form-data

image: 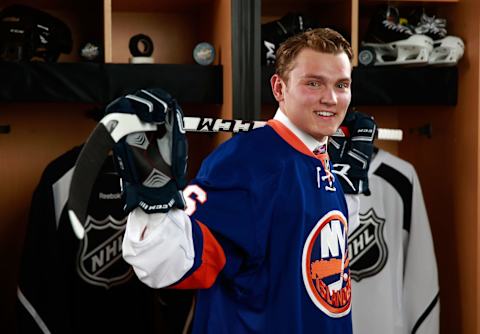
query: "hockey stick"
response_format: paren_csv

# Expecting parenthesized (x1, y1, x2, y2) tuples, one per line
(183, 117, 402, 141)
(68, 113, 402, 239)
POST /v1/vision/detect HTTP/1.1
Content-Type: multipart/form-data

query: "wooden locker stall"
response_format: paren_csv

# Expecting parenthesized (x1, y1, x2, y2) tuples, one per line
(0, 1, 105, 333)
(0, 0, 231, 332)
(361, 1, 479, 333)
(260, 0, 478, 333)
(357, 1, 479, 333)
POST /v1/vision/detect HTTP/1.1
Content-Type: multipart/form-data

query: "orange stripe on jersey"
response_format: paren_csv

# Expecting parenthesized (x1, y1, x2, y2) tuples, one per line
(267, 119, 329, 162)
(171, 221, 226, 289)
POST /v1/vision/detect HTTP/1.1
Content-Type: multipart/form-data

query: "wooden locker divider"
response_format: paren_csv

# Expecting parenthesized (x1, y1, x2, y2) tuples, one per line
(208, 0, 233, 145)
(104, 0, 112, 63)
(351, 0, 359, 66)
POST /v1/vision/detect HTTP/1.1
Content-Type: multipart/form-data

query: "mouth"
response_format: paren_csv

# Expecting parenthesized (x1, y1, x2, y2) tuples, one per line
(315, 111, 335, 117)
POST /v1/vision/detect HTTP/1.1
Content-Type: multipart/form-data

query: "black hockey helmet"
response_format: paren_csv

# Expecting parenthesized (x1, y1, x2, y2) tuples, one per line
(261, 12, 321, 66)
(0, 4, 72, 62)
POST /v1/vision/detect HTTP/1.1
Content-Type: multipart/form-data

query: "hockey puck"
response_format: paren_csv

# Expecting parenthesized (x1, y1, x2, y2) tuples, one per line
(358, 47, 376, 66)
(129, 34, 154, 57)
(193, 42, 215, 65)
(80, 42, 102, 61)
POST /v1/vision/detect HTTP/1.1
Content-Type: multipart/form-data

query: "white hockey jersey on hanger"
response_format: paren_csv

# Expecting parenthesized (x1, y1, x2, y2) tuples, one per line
(350, 149, 440, 334)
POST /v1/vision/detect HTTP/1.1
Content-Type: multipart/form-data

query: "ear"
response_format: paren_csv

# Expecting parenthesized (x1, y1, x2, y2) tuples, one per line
(270, 74, 285, 103)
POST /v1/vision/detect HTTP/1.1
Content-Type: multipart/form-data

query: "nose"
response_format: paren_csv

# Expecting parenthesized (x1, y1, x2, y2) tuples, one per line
(320, 87, 337, 106)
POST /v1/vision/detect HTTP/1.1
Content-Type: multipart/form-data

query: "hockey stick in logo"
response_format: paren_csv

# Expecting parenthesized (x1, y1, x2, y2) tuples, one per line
(68, 113, 402, 239)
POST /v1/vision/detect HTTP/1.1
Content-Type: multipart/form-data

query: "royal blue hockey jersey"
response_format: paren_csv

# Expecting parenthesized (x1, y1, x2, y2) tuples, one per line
(176, 120, 353, 333)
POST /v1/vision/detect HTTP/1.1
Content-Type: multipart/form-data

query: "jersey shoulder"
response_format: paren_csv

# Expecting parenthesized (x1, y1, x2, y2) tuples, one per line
(371, 149, 418, 181)
(213, 125, 286, 159)
(39, 145, 82, 185)
(195, 126, 287, 185)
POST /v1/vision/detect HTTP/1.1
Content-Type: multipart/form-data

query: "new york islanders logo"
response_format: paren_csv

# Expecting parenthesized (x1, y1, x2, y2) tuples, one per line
(77, 215, 133, 289)
(302, 210, 351, 317)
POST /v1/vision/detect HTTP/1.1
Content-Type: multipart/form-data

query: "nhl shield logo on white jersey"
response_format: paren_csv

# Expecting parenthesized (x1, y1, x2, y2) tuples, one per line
(77, 215, 133, 289)
(348, 208, 388, 282)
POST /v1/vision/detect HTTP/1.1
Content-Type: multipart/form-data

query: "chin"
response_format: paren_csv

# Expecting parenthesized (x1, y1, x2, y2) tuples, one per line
(308, 125, 336, 141)
(316, 128, 336, 138)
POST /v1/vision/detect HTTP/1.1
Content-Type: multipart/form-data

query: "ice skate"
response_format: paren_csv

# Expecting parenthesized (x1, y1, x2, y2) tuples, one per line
(409, 9, 447, 40)
(359, 5, 433, 66)
(407, 9, 464, 66)
(359, 34, 433, 67)
(429, 36, 464, 66)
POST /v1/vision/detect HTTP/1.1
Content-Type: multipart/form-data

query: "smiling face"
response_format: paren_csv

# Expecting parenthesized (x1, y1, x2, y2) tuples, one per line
(271, 48, 352, 142)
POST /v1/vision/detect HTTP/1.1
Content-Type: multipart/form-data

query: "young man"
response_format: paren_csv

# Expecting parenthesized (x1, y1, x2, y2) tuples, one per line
(120, 28, 365, 333)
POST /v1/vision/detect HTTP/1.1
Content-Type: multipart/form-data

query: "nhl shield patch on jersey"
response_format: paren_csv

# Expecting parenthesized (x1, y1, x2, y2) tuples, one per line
(348, 208, 388, 282)
(77, 215, 134, 289)
(302, 211, 351, 318)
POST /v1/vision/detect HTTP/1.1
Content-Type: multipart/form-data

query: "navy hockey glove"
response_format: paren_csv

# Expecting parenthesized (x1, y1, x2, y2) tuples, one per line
(328, 111, 377, 195)
(108, 88, 188, 214)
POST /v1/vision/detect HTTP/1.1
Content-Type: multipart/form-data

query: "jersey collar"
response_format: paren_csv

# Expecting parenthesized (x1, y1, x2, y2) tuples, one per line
(268, 108, 328, 160)
(367, 148, 385, 176)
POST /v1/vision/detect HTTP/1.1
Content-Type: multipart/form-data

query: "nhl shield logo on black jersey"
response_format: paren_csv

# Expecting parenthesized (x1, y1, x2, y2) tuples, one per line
(349, 208, 388, 282)
(302, 210, 351, 318)
(77, 216, 133, 289)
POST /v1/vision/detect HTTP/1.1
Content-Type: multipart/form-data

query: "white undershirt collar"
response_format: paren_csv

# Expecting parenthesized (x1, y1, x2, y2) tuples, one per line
(273, 108, 327, 152)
